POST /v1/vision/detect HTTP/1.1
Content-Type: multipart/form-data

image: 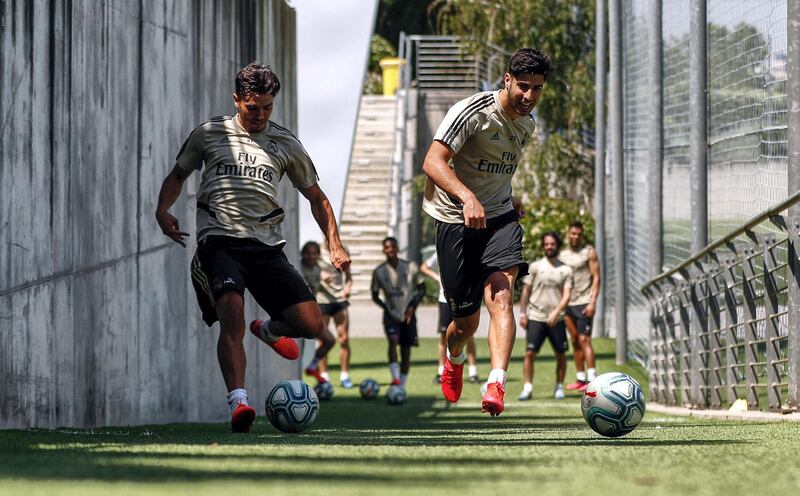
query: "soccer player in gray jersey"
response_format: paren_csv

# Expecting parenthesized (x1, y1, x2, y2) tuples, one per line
(560, 221, 601, 391)
(155, 63, 350, 433)
(422, 48, 551, 416)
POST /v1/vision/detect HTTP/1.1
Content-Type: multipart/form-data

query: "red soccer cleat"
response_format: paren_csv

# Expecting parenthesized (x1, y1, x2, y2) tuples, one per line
(230, 403, 256, 433)
(440, 359, 464, 403)
(305, 366, 327, 383)
(481, 382, 505, 417)
(249, 319, 300, 360)
(390, 378, 401, 386)
(566, 380, 588, 391)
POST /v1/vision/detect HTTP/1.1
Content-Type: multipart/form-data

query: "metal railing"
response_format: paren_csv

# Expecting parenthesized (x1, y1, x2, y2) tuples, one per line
(642, 192, 800, 412)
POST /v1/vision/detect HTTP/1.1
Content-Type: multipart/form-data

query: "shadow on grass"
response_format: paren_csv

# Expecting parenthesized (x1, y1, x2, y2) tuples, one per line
(345, 352, 617, 372)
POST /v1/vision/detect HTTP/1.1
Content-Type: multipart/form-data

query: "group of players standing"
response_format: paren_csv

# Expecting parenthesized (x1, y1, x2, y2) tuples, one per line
(155, 46, 600, 432)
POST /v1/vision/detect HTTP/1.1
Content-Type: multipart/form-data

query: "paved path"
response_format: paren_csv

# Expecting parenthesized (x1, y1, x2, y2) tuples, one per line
(346, 302, 527, 338)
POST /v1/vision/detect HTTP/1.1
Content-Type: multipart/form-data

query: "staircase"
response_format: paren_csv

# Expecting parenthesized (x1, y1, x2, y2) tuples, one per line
(339, 95, 397, 301)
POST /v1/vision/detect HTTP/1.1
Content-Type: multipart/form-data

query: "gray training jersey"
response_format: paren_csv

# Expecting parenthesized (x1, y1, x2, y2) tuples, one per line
(175, 115, 318, 246)
(422, 90, 536, 224)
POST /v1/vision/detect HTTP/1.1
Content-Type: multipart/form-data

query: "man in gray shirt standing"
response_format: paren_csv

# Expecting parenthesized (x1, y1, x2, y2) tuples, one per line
(421, 48, 551, 416)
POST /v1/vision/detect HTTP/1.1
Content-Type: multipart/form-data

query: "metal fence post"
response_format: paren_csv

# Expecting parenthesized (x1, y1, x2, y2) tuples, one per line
(722, 256, 743, 405)
(707, 264, 724, 408)
(740, 242, 761, 409)
(786, 0, 800, 411)
(609, 0, 627, 364)
(648, 0, 663, 278)
(689, 271, 709, 408)
(762, 235, 782, 411)
(595, 0, 607, 339)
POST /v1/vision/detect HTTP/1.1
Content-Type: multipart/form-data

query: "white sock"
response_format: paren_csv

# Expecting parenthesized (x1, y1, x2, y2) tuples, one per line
(576, 370, 587, 382)
(340, 371, 350, 381)
(468, 365, 478, 377)
(400, 373, 408, 388)
(588, 368, 597, 381)
(227, 388, 248, 412)
(522, 382, 533, 393)
(320, 371, 330, 381)
(487, 368, 507, 387)
(437, 365, 444, 375)
(307, 358, 319, 371)
(447, 348, 467, 365)
(556, 383, 564, 390)
(389, 362, 400, 380)
(255, 318, 278, 342)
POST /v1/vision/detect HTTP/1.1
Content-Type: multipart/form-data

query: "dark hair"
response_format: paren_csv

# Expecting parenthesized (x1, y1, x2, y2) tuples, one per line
(541, 231, 563, 251)
(568, 221, 584, 230)
(508, 48, 552, 80)
(382, 237, 398, 247)
(235, 62, 281, 97)
(301, 241, 320, 254)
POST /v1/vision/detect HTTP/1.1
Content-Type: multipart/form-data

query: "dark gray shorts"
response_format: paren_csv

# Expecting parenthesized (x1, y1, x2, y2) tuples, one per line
(565, 304, 593, 336)
(383, 313, 418, 347)
(526, 320, 568, 353)
(435, 210, 528, 318)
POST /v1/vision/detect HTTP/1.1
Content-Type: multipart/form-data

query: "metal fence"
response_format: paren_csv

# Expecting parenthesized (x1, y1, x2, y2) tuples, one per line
(601, 0, 799, 411)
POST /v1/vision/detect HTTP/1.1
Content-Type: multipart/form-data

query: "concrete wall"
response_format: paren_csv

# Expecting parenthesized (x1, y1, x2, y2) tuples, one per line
(0, 0, 302, 428)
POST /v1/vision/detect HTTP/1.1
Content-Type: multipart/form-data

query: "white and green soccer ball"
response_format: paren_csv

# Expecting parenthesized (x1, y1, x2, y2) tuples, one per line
(386, 384, 406, 405)
(265, 380, 319, 433)
(359, 378, 380, 400)
(314, 381, 334, 401)
(581, 372, 645, 437)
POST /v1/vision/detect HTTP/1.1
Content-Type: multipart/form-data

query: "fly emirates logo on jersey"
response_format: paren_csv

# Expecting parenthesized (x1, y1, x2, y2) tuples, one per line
(215, 151, 275, 182)
(476, 152, 518, 175)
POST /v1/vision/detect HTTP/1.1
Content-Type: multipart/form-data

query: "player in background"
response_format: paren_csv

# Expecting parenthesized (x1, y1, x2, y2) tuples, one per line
(518, 232, 573, 401)
(314, 242, 354, 387)
(560, 221, 600, 390)
(155, 63, 350, 433)
(297, 241, 337, 385)
(420, 252, 479, 384)
(421, 48, 551, 416)
(371, 237, 426, 389)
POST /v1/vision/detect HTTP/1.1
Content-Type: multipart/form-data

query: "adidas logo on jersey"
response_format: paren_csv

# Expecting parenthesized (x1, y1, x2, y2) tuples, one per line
(490, 132, 501, 141)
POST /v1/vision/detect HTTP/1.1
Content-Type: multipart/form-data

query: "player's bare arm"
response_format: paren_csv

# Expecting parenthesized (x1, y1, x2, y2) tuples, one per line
(155, 165, 193, 247)
(585, 247, 601, 318)
(519, 282, 532, 328)
(300, 183, 351, 272)
(511, 195, 525, 218)
(422, 140, 486, 229)
(548, 285, 572, 327)
(419, 261, 441, 284)
(342, 267, 353, 299)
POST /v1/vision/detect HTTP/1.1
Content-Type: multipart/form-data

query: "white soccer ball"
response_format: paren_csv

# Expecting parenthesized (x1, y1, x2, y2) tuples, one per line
(314, 381, 334, 401)
(265, 380, 319, 433)
(359, 378, 380, 400)
(386, 384, 406, 405)
(581, 372, 646, 437)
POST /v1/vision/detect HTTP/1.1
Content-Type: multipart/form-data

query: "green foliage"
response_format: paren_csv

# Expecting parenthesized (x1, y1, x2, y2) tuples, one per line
(520, 196, 595, 261)
(375, 0, 440, 49)
(364, 34, 397, 95)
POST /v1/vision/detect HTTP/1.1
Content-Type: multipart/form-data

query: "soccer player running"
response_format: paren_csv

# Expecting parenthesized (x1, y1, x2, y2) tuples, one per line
(420, 252, 480, 384)
(371, 237, 426, 389)
(300, 241, 354, 388)
(421, 48, 551, 416)
(560, 221, 601, 390)
(155, 63, 349, 433)
(518, 232, 573, 401)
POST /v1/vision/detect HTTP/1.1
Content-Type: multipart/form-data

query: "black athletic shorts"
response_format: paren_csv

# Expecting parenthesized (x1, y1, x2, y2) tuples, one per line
(383, 313, 419, 347)
(565, 304, 593, 336)
(438, 302, 453, 334)
(526, 320, 568, 353)
(190, 235, 315, 326)
(435, 209, 528, 318)
(319, 300, 349, 316)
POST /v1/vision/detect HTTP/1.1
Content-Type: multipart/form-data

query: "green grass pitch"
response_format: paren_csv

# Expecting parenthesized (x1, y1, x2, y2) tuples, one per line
(2, 336, 800, 495)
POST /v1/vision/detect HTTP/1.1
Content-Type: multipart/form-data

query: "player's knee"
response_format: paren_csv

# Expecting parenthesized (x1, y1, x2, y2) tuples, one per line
(338, 334, 349, 347)
(216, 292, 244, 324)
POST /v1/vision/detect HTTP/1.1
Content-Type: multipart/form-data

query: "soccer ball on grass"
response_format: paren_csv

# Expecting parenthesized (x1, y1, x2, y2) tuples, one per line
(359, 378, 380, 399)
(265, 380, 319, 433)
(581, 372, 645, 437)
(386, 384, 406, 405)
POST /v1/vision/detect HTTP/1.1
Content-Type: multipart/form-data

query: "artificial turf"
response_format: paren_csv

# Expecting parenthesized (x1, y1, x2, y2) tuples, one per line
(2, 337, 799, 496)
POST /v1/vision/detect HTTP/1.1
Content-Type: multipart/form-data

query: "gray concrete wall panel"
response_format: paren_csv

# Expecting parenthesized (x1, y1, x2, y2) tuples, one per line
(0, 0, 300, 428)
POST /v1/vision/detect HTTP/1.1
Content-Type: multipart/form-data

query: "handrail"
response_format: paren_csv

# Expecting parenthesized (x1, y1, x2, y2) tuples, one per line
(641, 190, 800, 293)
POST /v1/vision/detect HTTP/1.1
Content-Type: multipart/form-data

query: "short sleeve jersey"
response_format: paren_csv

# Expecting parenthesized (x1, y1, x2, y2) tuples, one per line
(316, 259, 347, 305)
(559, 245, 594, 306)
(423, 252, 446, 304)
(371, 259, 423, 322)
(175, 115, 318, 246)
(521, 258, 573, 322)
(300, 263, 321, 296)
(422, 90, 536, 224)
